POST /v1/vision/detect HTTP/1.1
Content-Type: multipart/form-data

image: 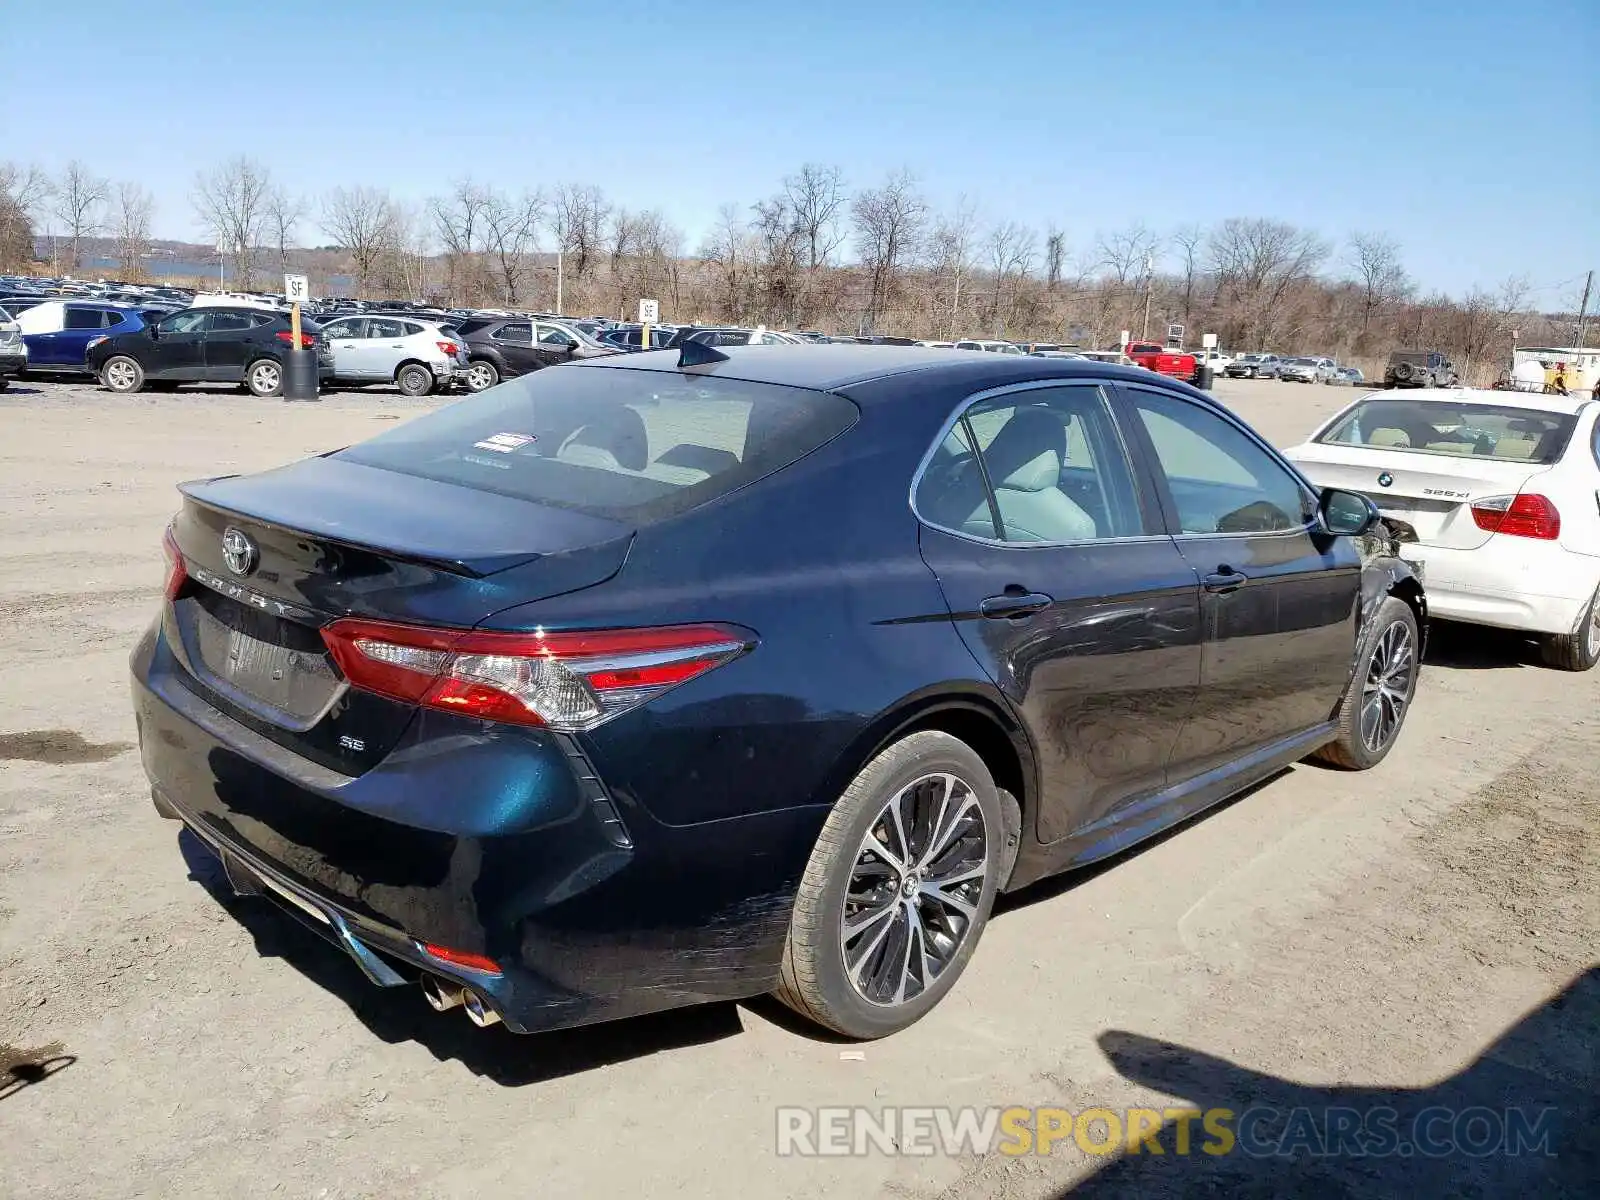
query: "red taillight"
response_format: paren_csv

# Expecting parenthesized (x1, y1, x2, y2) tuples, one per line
(1470, 493, 1560, 540)
(420, 943, 501, 975)
(320, 619, 750, 731)
(162, 524, 186, 600)
(274, 330, 316, 348)
(436, 340, 458, 356)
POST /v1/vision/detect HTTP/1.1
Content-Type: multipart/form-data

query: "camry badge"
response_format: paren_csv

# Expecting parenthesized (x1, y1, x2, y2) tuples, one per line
(221, 527, 258, 576)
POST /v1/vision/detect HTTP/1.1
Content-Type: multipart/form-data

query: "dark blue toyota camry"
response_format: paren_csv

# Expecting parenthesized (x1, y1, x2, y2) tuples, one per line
(132, 344, 1424, 1039)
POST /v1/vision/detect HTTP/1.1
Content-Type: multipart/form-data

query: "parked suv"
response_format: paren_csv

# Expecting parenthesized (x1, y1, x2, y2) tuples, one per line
(13, 300, 147, 374)
(319, 315, 469, 396)
(460, 318, 617, 392)
(87, 306, 335, 396)
(1384, 350, 1457, 389)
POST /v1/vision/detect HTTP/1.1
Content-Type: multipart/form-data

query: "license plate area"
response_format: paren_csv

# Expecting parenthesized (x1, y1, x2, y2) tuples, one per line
(178, 589, 342, 728)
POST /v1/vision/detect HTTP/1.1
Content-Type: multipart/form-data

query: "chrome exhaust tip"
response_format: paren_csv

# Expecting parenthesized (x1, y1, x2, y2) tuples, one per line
(463, 990, 502, 1028)
(421, 974, 465, 1012)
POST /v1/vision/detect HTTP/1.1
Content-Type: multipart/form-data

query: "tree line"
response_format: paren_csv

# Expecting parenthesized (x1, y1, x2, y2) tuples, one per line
(1, 156, 1584, 381)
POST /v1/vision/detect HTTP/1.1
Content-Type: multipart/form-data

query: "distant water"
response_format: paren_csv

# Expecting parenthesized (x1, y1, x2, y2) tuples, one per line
(81, 255, 352, 290)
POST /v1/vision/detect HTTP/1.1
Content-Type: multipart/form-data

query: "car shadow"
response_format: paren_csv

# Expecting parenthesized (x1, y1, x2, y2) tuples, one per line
(1423, 619, 1544, 670)
(178, 830, 746, 1085)
(1, 384, 45, 395)
(1055, 966, 1599, 1197)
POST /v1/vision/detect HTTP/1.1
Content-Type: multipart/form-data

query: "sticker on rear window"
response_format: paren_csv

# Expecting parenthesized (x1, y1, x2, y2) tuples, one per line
(473, 432, 536, 453)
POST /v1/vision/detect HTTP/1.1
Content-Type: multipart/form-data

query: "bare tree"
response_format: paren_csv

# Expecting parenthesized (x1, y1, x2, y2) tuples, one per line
(700, 203, 751, 323)
(192, 157, 272, 289)
(928, 200, 980, 337)
(321, 186, 396, 297)
(549, 183, 609, 279)
(851, 169, 927, 333)
(262, 187, 307, 271)
(986, 221, 1036, 337)
(749, 193, 803, 325)
(52, 161, 109, 272)
(785, 163, 847, 272)
(1044, 227, 1066, 293)
(111, 182, 155, 280)
(1097, 224, 1160, 284)
(1208, 218, 1329, 347)
(429, 179, 491, 305)
(378, 203, 435, 300)
(0, 162, 49, 271)
(481, 188, 543, 305)
(1345, 231, 1412, 343)
(1171, 223, 1207, 323)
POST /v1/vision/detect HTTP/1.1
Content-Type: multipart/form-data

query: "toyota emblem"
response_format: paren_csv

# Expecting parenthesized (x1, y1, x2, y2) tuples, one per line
(221, 527, 258, 576)
(1377, 472, 1394, 488)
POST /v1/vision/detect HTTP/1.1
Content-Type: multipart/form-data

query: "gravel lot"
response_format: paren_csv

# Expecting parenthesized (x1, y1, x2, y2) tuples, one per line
(1, 373, 1595, 1198)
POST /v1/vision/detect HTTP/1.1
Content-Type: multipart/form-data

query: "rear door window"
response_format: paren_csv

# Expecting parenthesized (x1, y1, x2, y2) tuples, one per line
(335, 366, 858, 524)
(64, 307, 103, 329)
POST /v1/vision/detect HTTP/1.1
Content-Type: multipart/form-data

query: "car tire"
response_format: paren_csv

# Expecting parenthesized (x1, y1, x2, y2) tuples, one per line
(396, 363, 434, 397)
(774, 730, 1004, 1039)
(1311, 596, 1419, 770)
(101, 355, 145, 394)
(1539, 585, 1600, 672)
(245, 359, 283, 397)
(465, 359, 499, 392)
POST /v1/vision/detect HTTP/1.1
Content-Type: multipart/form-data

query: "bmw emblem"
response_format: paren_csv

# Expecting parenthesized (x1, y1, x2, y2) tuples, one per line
(1377, 472, 1394, 488)
(221, 527, 258, 576)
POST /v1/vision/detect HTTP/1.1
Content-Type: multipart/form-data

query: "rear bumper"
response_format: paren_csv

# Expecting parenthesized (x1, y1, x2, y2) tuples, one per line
(130, 619, 824, 1033)
(0, 350, 24, 375)
(1398, 542, 1598, 635)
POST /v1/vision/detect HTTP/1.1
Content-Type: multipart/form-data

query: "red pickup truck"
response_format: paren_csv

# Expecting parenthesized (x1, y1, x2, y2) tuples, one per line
(1125, 341, 1198, 382)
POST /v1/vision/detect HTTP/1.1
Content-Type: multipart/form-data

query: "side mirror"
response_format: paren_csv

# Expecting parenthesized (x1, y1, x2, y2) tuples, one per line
(148, 323, 161, 339)
(1318, 487, 1380, 537)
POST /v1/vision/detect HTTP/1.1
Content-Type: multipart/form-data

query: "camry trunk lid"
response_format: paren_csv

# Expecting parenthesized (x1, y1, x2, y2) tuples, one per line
(1289, 443, 1550, 550)
(165, 455, 632, 774)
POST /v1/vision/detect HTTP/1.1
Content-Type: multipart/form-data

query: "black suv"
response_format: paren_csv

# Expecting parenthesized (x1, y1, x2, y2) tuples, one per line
(459, 317, 617, 392)
(1384, 350, 1458, 389)
(87, 307, 335, 396)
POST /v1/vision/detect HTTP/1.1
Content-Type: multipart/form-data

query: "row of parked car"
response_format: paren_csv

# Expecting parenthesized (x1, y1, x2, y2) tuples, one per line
(1223, 353, 1365, 385)
(0, 277, 1447, 400)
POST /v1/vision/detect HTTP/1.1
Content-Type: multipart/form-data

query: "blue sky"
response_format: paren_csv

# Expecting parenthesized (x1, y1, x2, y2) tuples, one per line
(7, 0, 1596, 300)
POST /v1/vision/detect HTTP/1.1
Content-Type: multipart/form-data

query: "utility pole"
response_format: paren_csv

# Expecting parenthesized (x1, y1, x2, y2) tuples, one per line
(1141, 254, 1154, 341)
(555, 246, 564, 316)
(1575, 269, 1593, 349)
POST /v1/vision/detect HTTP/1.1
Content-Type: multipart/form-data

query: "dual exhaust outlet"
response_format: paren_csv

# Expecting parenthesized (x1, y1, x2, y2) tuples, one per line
(421, 973, 501, 1028)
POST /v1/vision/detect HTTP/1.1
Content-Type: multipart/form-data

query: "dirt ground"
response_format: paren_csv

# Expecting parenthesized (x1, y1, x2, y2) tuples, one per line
(0, 373, 1595, 1198)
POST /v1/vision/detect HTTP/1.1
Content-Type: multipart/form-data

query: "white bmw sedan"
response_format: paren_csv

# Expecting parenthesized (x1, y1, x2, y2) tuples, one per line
(1287, 388, 1600, 670)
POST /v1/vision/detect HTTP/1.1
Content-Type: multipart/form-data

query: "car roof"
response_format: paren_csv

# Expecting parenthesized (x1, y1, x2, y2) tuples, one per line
(1348, 386, 1593, 416)
(572, 344, 1193, 396)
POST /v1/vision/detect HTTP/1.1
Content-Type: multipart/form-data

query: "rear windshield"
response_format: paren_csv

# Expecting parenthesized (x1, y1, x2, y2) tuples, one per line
(1316, 397, 1576, 464)
(336, 364, 858, 523)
